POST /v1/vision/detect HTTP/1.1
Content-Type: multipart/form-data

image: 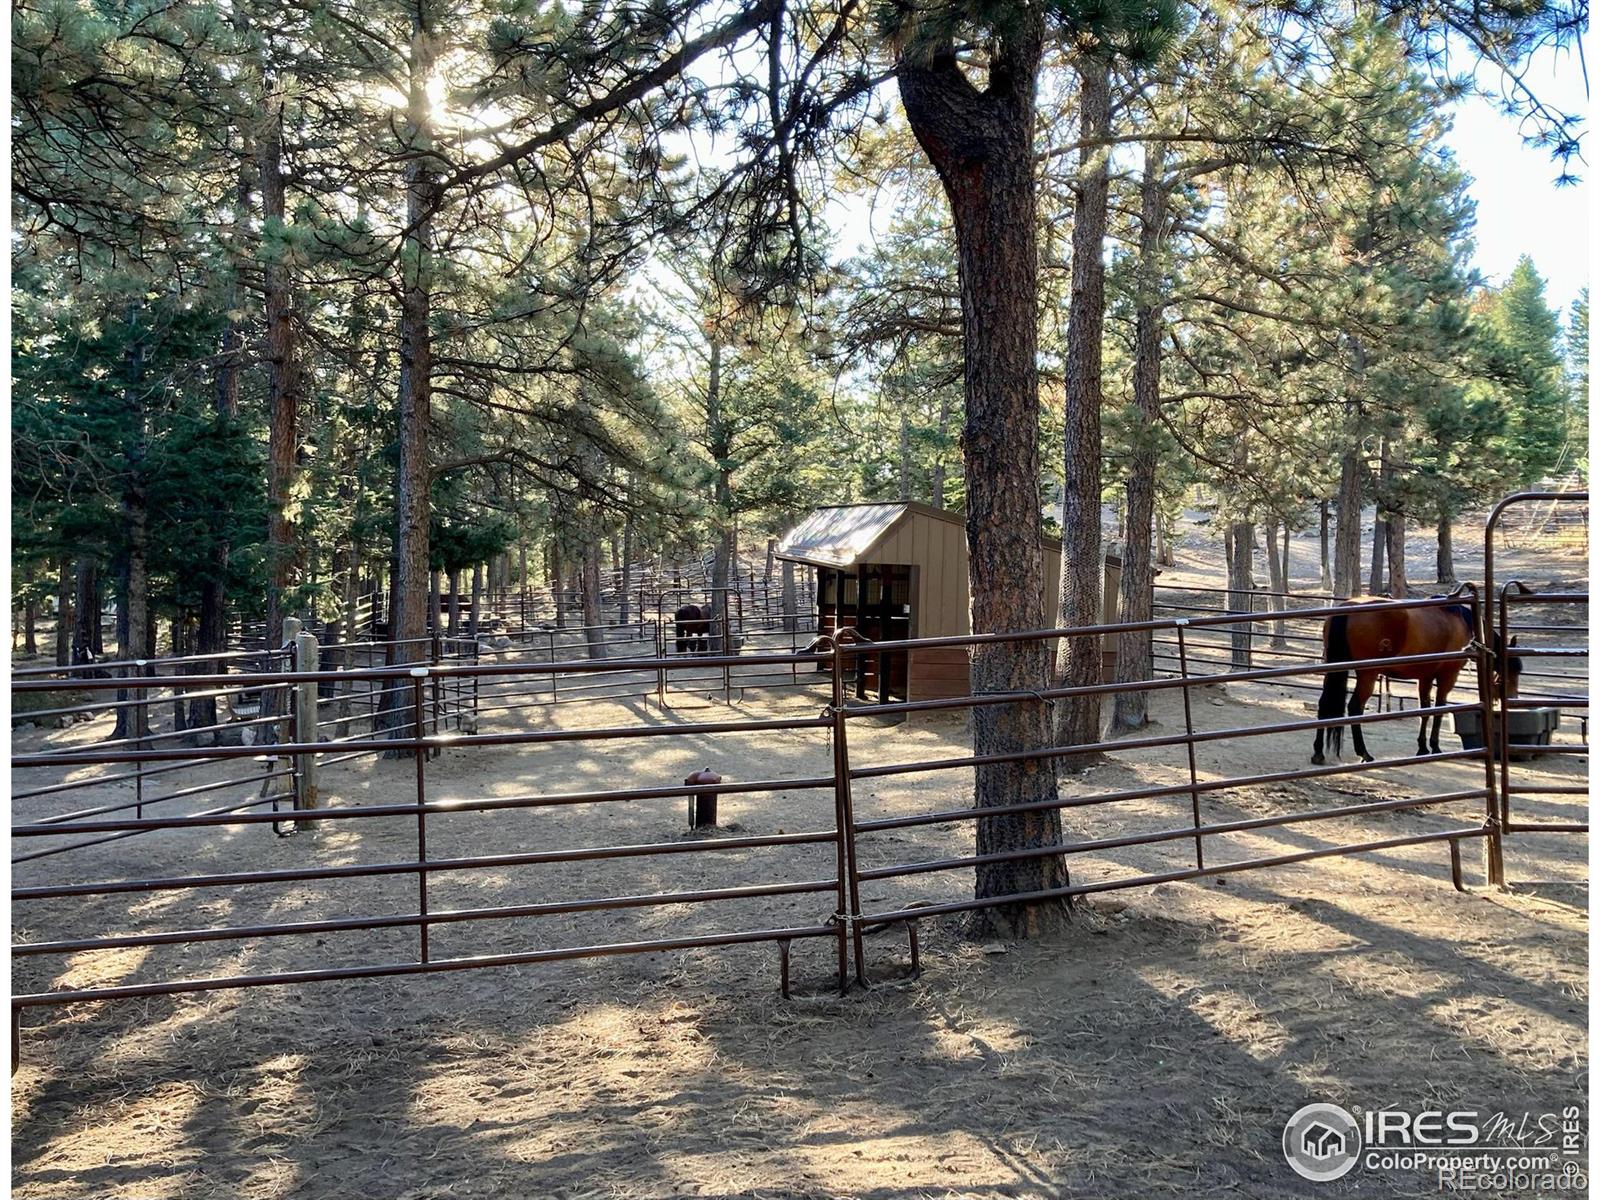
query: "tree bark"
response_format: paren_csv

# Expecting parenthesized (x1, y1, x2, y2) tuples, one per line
(1227, 521, 1254, 669)
(1436, 509, 1455, 584)
(258, 93, 302, 661)
(706, 337, 734, 653)
(470, 562, 483, 637)
(1333, 448, 1362, 598)
(113, 316, 151, 740)
(781, 559, 797, 633)
(551, 536, 568, 628)
(580, 546, 606, 658)
(1369, 516, 1386, 597)
(72, 560, 97, 664)
(1111, 141, 1167, 734)
(1379, 437, 1407, 597)
(1053, 53, 1112, 755)
(448, 570, 461, 637)
(898, 410, 913, 500)
(1386, 513, 1408, 598)
(620, 500, 635, 626)
(22, 563, 38, 656)
(899, 15, 1067, 935)
(1319, 500, 1332, 591)
(1264, 517, 1287, 648)
(54, 558, 74, 667)
(381, 4, 438, 751)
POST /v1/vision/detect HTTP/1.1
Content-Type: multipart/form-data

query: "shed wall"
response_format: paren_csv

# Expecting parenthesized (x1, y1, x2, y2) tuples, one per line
(862, 509, 1065, 639)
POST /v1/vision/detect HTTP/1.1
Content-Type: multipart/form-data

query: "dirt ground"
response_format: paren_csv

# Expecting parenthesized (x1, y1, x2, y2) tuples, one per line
(11, 510, 1589, 1199)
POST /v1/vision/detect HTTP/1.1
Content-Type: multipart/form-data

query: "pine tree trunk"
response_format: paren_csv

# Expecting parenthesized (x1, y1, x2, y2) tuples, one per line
(781, 560, 797, 633)
(706, 338, 734, 654)
(1380, 439, 1406, 597)
(1386, 515, 1408, 598)
(620, 503, 635, 627)
(1227, 521, 1254, 669)
(1436, 509, 1455, 584)
(1387, 516, 1408, 598)
(72, 560, 96, 664)
(1111, 141, 1166, 735)
(258, 96, 301, 661)
(470, 563, 483, 637)
(898, 411, 912, 500)
(382, 6, 438, 750)
(54, 558, 73, 667)
(1333, 449, 1362, 598)
(337, 545, 359, 720)
(171, 616, 188, 731)
(448, 570, 461, 637)
(23, 563, 38, 656)
(1265, 517, 1287, 648)
(1369, 517, 1386, 596)
(1318, 499, 1331, 588)
(114, 319, 151, 740)
(551, 537, 568, 628)
(1053, 53, 1111, 754)
(581, 547, 606, 659)
(899, 15, 1067, 935)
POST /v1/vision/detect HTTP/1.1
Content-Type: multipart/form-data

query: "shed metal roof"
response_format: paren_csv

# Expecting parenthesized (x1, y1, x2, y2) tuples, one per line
(774, 503, 908, 569)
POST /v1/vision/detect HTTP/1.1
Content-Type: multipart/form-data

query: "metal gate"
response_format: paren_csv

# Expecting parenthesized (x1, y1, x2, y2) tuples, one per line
(1483, 491, 1590, 886)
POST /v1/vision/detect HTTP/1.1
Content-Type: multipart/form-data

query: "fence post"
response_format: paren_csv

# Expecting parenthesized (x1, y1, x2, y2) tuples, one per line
(429, 628, 443, 751)
(830, 640, 867, 987)
(1477, 588, 1506, 888)
(411, 669, 430, 962)
(294, 630, 319, 811)
(1174, 623, 1204, 870)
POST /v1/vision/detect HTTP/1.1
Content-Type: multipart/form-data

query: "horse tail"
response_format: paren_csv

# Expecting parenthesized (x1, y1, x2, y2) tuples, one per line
(1318, 613, 1352, 756)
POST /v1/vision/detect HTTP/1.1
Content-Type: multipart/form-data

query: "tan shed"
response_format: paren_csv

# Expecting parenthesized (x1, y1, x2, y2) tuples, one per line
(775, 502, 1121, 702)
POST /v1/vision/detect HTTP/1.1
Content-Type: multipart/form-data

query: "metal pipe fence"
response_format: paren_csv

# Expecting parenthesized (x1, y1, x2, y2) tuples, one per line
(18, 585, 1578, 1049)
(1478, 493, 1590, 877)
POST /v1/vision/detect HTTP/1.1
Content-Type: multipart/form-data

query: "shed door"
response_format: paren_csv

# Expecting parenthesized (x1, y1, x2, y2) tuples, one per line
(854, 564, 913, 701)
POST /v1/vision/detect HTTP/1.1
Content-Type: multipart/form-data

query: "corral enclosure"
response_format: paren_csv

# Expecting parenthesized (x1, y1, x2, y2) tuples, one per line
(10, 496, 1589, 1198)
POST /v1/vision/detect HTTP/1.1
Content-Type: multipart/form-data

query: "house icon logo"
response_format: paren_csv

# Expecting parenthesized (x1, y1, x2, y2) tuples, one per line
(1283, 1102, 1361, 1182)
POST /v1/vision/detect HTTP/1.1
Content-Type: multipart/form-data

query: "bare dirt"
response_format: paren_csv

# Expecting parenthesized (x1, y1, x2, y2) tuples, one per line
(10, 515, 1588, 1199)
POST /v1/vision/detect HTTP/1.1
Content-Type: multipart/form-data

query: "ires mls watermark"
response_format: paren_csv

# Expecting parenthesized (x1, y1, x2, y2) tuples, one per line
(1282, 1101, 1587, 1191)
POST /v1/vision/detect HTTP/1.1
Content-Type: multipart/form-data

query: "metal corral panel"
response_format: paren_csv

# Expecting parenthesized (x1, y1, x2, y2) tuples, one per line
(775, 504, 908, 570)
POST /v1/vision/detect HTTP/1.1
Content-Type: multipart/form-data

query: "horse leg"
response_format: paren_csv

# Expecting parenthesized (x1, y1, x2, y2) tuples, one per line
(1432, 665, 1461, 754)
(1312, 723, 1326, 765)
(1416, 676, 1433, 756)
(1349, 672, 1377, 763)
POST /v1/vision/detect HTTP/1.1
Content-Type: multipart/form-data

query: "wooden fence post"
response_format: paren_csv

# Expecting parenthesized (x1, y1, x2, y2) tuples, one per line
(294, 629, 319, 810)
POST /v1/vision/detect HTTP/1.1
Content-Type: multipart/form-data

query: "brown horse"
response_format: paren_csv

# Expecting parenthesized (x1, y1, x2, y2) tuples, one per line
(673, 603, 714, 655)
(1311, 601, 1521, 764)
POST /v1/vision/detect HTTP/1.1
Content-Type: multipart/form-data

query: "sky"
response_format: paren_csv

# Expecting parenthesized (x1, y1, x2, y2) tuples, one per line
(1442, 47, 1590, 316)
(823, 43, 1590, 320)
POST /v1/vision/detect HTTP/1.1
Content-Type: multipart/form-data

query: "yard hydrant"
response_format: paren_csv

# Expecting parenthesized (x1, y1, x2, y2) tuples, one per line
(685, 767, 722, 829)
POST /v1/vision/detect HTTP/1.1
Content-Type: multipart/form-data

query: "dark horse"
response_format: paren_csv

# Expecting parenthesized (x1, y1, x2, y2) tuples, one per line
(674, 603, 714, 655)
(1312, 600, 1521, 764)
